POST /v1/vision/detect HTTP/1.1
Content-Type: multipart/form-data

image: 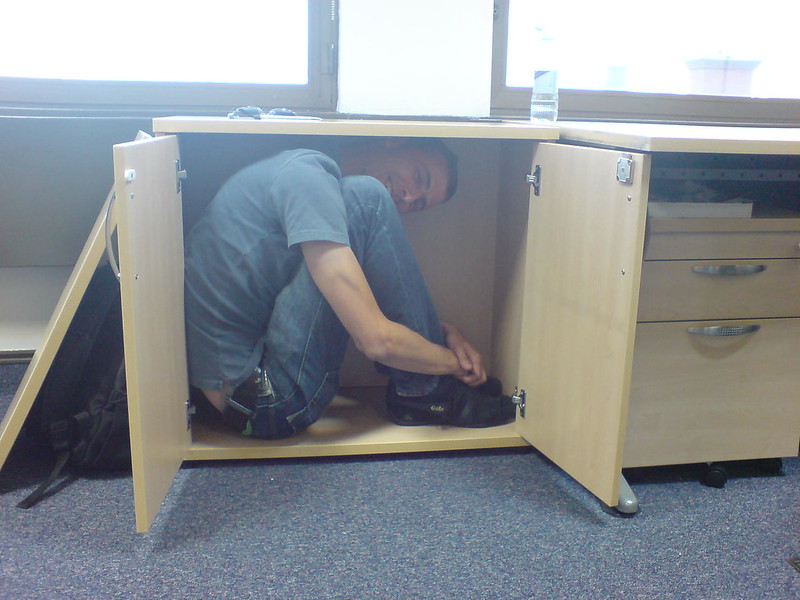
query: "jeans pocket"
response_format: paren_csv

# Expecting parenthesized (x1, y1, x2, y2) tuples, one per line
(249, 369, 339, 439)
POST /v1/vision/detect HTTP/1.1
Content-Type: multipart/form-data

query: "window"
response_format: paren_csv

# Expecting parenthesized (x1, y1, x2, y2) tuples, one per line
(492, 0, 800, 124)
(0, 0, 337, 116)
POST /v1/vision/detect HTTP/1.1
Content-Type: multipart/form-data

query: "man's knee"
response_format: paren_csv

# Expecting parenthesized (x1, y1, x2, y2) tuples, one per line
(341, 176, 399, 240)
(340, 175, 394, 212)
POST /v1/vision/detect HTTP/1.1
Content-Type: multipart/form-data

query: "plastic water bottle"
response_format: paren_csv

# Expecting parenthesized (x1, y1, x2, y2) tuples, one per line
(530, 70, 558, 122)
(530, 32, 559, 123)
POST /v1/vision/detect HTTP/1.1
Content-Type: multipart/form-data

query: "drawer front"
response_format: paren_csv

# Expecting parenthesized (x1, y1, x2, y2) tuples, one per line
(645, 230, 800, 260)
(623, 319, 800, 468)
(638, 259, 800, 322)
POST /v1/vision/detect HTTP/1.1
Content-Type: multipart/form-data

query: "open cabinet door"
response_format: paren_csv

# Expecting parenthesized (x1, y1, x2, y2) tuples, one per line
(515, 142, 650, 508)
(113, 135, 190, 532)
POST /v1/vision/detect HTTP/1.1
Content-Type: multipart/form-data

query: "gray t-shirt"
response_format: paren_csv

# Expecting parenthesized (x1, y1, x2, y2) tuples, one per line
(184, 149, 349, 391)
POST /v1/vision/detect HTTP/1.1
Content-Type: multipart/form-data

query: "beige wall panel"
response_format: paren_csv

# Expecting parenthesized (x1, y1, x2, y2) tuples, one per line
(0, 117, 149, 267)
(491, 141, 535, 393)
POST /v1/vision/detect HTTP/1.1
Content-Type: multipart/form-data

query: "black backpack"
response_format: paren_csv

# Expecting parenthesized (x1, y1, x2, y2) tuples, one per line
(19, 263, 131, 508)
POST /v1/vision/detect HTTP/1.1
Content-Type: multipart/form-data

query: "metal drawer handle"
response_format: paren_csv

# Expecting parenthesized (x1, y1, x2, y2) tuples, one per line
(687, 325, 761, 337)
(691, 264, 765, 276)
(103, 187, 121, 281)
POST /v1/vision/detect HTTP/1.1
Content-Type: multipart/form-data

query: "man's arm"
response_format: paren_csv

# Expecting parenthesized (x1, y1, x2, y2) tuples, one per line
(301, 240, 484, 384)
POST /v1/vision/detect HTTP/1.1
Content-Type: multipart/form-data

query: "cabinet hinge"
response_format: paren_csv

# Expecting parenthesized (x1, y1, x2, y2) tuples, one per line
(511, 387, 526, 418)
(175, 160, 188, 193)
(185, 397, 195, 430)
(526, 165, 542, 196)
(616, 154, 634, 184)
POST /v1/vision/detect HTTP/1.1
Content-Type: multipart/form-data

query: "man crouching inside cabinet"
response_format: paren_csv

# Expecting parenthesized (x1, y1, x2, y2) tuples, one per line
(184, 137, 515, 438)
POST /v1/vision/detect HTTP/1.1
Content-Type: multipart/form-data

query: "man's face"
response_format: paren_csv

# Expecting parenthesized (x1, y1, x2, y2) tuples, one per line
(353, 143, 451, 214)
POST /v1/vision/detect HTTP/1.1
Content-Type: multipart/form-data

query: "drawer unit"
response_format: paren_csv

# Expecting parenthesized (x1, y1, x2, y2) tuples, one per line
(637, 258, 800, 322)
(624, 318, 800, 468)
(645, 219, 800, 260)
(631, 211, 800, 468)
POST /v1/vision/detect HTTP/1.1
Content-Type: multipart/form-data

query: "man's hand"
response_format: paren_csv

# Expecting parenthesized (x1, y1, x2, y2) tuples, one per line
(441, 321, 487, 387)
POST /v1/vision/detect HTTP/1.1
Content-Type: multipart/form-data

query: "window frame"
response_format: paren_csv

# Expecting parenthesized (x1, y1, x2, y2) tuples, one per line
(0, 0, 338, 118)
(490, 0, 800, 126)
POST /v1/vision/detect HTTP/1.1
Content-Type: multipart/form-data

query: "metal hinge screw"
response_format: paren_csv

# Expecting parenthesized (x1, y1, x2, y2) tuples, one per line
(175, 160, 187, 193)
(526, 165, 542, 196)
(511, 387, 526, 418)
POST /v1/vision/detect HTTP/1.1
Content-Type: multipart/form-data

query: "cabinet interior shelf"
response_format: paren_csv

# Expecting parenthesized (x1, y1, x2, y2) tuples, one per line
(0, 266, 72, 360)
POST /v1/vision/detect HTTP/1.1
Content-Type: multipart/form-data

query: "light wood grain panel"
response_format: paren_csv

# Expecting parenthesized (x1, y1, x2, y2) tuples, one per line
(114, 135, 190, 533)
(638, 259, 800, 321)
(645, 220, 800, 260)
(625, 319, 800, 467)
(559, 122, 800, 155)
(187, 388, 526, 461)
(515, 143, 650, 507)
(153, 116, 560, 141)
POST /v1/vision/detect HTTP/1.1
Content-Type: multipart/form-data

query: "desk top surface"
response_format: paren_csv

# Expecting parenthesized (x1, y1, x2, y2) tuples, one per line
(558, 122, 800, 154)
(152, 116, 560, 140)
(153, 117, 800, 154)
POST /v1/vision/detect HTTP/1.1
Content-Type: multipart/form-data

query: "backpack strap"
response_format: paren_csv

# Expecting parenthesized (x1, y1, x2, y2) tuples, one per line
(16, 451, 75, 509)
(17, 414, 83, 509)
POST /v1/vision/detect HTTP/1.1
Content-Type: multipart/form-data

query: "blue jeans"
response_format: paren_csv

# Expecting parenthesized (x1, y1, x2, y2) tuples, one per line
(250, 177, 444, 438)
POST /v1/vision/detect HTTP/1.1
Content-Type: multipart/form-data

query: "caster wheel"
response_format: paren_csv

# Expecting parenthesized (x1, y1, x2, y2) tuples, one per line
(759, 458, 783, 474)
(701, 464, 728, 488)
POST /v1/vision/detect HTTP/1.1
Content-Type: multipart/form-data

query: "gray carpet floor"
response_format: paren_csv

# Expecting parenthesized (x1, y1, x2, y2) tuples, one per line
(0, 362, 798, 600)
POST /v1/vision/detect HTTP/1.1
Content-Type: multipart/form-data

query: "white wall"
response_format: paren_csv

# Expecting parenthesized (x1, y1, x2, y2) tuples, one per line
(337, 0, 494, 117)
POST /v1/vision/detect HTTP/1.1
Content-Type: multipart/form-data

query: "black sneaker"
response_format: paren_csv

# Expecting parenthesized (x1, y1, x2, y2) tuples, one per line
(386, 376, 516, 428)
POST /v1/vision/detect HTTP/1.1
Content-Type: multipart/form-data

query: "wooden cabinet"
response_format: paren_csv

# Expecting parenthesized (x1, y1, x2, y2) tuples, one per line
(2, 119, 566, 531)
(557, 122, 800, 475)
(2, 118, 799, 532)
(627, 218, 800, 468)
